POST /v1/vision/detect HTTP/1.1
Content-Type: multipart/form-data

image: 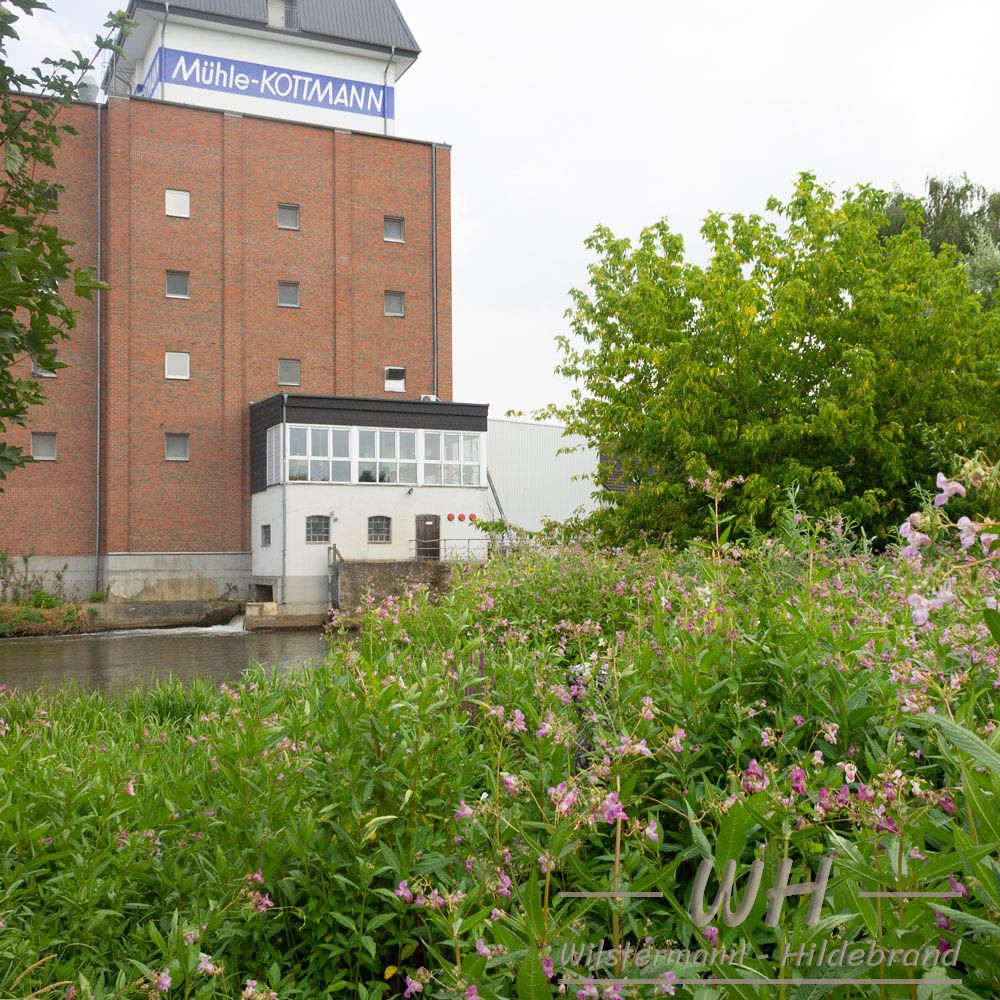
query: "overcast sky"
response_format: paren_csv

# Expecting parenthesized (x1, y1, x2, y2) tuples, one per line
(8, 1, 1000, 415)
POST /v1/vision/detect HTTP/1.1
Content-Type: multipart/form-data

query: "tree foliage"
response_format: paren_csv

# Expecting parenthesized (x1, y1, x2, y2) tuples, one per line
(548, 174, 1000, 545)
(0, 0, 131, 481)
(885, 174, 1000, 303)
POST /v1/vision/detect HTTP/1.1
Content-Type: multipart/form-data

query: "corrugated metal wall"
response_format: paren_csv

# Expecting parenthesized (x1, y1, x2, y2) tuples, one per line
(487, 419, 600, 532)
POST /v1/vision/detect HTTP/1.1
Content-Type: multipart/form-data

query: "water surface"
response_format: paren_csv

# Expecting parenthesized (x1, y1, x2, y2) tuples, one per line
(0, 622, 328, 693)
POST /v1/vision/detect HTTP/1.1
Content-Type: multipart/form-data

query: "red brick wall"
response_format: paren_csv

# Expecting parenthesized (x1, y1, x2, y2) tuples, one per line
(0, 102, 100, 560)
(0, 96, 453, 559)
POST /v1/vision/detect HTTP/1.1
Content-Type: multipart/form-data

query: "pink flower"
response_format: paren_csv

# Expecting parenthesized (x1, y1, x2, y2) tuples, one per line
(502, 774, 520, 797)
(982, 533, 999, 555)
(541, 956, 555, 980)
(667, 727, 686, 753)
(948, 873, 969, 899)
(197, 955, 221, 976)
(150, 970, 171, 996)
(466, 988, 480, 1000)
(454, 800, 474, 821)
(934, 473, 966, 506)
(123, 778, 136, 797)
(395, 880, 414, 904)
(475, 938, 491, 958)
(793, 715, 805, 727)
(899, 520, 932, 559)
(601, 792, 628, 824)
(957, 517, 980, 548)
(657, 971, 677, 995)
(403, 976, 424, 998)
(790, 767, 807, 795)
(703, 924, 719, 945)
(741, 760, 769, 794)
(253, 893, 274, 913)
(644, 819, 658, 842)
(247, 870, 265, 885)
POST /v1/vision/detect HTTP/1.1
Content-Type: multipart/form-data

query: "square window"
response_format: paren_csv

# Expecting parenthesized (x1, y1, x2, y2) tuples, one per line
(368, 515, 392, 544)
(261, 524, 272, 547)
(384, 291, 405, 317)
(278, 204, 300, 230)
(278, 359, 301, 385)
(31, 356, 56, 378)
(165, 352, 190, 380)
(166, 271, 190, 298)
(278, 281, 301, 308)
(384, 365, 406, 392)
(384, 216, 405, 242)
(305, 515, 330, 544)
(165, 433, 190, 461)
(30, 432, 57, 461)
(39, 182, 59, 213)
(165, 189, 191, 218)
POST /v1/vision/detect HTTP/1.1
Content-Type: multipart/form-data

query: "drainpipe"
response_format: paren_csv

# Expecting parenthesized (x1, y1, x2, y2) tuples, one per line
(381, 46, 395, 135)
(280, 394, 287, 606)
(94, 100, 103, 595)
(431, 144, 439, 398)
(159, 2, 170, 99)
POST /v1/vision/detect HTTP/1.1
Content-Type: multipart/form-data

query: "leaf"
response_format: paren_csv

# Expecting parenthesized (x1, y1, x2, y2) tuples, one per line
(517, 952, 553, 1000)
(985, 608, 1000, 646)
(913, 713, 1000, 776)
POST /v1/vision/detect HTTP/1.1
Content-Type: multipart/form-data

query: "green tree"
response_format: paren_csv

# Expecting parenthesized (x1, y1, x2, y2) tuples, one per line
(549, 173, 1000, 545)
(885, 174, 1000, 302)
(0, 0, 131, 481)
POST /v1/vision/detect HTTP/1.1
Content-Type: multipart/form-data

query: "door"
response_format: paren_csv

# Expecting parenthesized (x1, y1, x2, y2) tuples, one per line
(416, 515, 441, 561)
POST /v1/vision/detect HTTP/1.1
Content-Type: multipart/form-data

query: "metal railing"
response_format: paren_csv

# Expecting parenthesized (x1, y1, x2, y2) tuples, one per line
(409, 537, 491, 563)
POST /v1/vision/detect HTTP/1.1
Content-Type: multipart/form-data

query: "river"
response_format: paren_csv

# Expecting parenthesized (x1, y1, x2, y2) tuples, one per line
(0, 621, 329, 693)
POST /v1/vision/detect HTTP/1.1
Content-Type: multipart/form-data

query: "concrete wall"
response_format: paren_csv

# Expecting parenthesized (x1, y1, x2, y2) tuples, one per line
(102, 552, 251, 602)
(4, 556, 99, 603)
(337, 559, 451, 614)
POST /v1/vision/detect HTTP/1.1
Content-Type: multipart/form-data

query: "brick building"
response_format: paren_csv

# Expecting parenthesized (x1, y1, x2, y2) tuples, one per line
(0, 0, 478, 605)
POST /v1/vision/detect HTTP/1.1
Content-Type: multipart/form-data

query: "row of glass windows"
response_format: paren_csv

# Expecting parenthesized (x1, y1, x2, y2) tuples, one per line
(28, 432, 189, 462)
(166, 188, 405, 243)
(164, 271, 405, 315)
(260, 515, 392, 548)
(269, 425, 483, 488)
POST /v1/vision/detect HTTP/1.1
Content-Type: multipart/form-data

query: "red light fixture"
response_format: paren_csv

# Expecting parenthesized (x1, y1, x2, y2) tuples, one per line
(458, 513, 467, 522)
(447, 513, 456, 521)
(469, 514, 477, 522)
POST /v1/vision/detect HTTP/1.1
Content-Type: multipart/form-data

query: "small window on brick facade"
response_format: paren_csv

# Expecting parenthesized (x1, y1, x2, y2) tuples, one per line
(31, 432, 57, 461)
(384, 291, 405, 317)
(261, 524, 272, 547)
(39, 182, 59, 213)
(368, 515, 392, 544)
(384, 216, 404, 242)
(277, 204, 300, 230)
(165, 352, 190, 380)
(278, 359, 301, 386)
(278, 281, 300, 308)
(305, 515, 330, 544)
(165, 189, 190, 218)
(166, 271, 190, 298)
(165, 433, 190, 461)
(31, 356, 56, 378)
(384, 366, 405, 392)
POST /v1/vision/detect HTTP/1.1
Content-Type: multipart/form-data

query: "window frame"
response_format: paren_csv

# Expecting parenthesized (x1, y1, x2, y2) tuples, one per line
(278, 281, 301, 308)
(287, 424, 351, 484)
(423, 431, 483, 487)
(368, 515, 392, 545)
(165, 270, 191, 299)
(357, 427, 417, 485)
(165, 189, 191, 218)
(165, 351, 191, 381)
(384, 366, 406, 393)
(30, 432, 57, 462)
(31, 356, 57, 378)
(165, 432, 190, 462)
(305, 514, 330, 545)
(261, 524, 272, 548)
(277, 203, 301, 231)
(383, 291, 405, 318)
(383, 216, 405, 243)
(278, 358, 301, 386)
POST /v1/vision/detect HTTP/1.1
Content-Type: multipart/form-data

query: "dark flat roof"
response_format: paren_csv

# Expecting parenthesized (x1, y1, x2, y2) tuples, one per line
(251, 394, 490, 432)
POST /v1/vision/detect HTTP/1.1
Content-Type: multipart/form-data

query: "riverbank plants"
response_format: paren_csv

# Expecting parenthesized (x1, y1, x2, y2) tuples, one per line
(0, 467, 997, 998)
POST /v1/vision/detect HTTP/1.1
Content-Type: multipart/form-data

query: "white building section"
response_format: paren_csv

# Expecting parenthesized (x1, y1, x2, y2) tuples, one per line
(487, 419, 600, 533)
(106, 1, 420, 134)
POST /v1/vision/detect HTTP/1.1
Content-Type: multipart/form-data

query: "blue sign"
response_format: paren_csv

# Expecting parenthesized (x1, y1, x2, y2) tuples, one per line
(140, 48, 395, 121)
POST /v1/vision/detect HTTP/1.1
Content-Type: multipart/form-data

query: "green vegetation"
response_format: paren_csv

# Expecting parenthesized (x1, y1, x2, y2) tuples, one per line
(546, 174, 1000, 546)
(0, 2, 132, 480)
(0, 469, 997, 998)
